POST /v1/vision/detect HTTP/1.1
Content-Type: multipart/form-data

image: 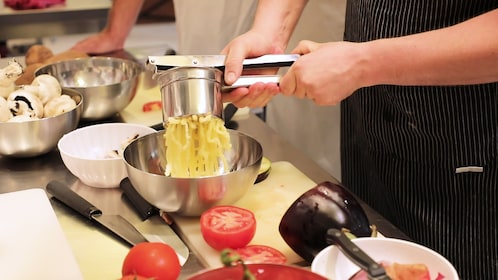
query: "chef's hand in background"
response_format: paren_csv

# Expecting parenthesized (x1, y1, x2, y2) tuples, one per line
(70, 32, 124, 54)
(70, 0, 143, 55)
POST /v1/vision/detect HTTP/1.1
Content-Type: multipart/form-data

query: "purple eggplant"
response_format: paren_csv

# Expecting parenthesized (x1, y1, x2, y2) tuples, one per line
(279, 181, 372, 263)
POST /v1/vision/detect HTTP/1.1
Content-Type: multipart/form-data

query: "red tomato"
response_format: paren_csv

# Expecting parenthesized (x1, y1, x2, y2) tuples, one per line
(122, 242, 181, 280)
(120, 275, 151, 280)
(142, 101, 162, 112)
(385, 263, 431, 280)
(200, 205, 256, 251)
(236, 245, 287, 264)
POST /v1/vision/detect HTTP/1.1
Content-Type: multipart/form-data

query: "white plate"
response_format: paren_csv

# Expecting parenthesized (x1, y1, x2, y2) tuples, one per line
(311, 237, 459, 280)
(0, 189, 83, 280)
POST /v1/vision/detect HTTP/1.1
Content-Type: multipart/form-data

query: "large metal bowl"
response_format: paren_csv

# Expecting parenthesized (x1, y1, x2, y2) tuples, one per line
(0, 88, 83, 157)
(35, 57, 142, 120)
(123, 129, 263, 216)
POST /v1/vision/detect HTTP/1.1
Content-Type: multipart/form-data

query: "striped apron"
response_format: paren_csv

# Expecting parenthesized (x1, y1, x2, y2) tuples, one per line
(341, 1, 498, 279)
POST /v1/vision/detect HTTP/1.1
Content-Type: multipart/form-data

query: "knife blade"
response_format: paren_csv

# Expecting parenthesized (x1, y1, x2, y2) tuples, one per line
(326, 228, 392, 280)
(147, 54, 299, 71)
(119, 178, 190, 265)
(46, 180, 148, 246)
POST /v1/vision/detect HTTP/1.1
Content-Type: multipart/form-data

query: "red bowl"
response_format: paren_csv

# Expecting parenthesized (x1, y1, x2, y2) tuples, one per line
(188, 263, 327, 280)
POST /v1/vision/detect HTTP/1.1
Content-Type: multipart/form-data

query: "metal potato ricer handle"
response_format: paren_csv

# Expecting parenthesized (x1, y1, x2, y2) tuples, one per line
(147, 54, 298, 71)
(146, 54, 297, 122)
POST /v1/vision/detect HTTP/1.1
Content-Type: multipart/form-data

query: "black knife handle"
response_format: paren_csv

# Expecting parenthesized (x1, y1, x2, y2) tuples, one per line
(326, 228, 390, 279)
(223, 103, 238, 125)
(120, 178, 158, 220)
(46, 180, 102, 219)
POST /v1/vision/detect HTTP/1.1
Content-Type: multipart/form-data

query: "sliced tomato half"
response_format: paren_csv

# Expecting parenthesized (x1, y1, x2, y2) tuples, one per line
(200, 205, 256, 251)
(236, 245, 287, 264)
(142, 101, 162, 112)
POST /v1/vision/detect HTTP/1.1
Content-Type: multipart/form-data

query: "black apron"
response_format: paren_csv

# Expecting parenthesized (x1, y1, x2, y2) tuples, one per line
(341, 1, 498, 279)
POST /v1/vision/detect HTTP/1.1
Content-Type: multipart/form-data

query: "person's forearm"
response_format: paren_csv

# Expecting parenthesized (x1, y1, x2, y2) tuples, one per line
(103, 0, 145, 46)
(251, 0, 308, 52)
(363, 8, 498, 87)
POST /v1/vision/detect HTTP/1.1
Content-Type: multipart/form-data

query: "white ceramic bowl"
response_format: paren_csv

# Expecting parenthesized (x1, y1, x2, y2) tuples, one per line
(311, 237, 459, 280)
(58, 123, 156, 188)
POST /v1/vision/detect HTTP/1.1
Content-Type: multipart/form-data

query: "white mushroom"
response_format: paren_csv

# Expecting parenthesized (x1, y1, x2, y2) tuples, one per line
(44, 94, 77, 117)
(0, 96, 13, 122)
(7, 89, 44, 118)
(0, 60, 23, 98)
(8, 114, 38, 122)
(28, 74, 62, 104)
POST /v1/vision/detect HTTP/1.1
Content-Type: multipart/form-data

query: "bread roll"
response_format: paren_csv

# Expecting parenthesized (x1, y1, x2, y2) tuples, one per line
(15, 62, 43, 86)
(25, 45, 53, 66)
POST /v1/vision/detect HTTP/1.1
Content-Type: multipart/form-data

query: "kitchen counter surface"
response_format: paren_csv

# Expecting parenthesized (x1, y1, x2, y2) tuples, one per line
(0, 0, 111, 41)
(0, 79, 409, 279)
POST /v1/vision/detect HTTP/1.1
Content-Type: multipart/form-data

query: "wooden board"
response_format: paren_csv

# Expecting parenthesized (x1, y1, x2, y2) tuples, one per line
(172, 161, 317, 268)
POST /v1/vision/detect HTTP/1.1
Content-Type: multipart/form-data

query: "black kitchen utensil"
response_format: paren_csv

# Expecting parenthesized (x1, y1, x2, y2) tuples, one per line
(327, 228, 391, 280)
(120, 177, 159, 221)
(47, 180, 148, 246)
(119, 178, 190, 265)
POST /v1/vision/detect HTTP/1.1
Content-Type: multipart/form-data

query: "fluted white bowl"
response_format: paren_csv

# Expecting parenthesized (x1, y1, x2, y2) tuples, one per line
(311, 237, 459, 280)
(58, 123, 156, 188)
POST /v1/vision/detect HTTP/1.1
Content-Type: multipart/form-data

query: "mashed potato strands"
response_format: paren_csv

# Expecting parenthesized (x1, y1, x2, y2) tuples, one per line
(164, 113, 232, 177)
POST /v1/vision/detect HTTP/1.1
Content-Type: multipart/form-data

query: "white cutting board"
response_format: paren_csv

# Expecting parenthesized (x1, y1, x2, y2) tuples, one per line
(172, 161, 317, 268)
(0, 189, 84, 280)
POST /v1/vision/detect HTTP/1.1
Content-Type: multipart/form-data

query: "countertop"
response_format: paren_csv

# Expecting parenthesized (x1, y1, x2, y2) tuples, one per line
(0, 77, 409, 279)
(0, 0, 111, 41)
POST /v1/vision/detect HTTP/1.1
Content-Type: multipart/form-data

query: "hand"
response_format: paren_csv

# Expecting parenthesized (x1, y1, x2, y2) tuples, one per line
(71, 31, 124, 54)
(221, 30, 284, 108)
(280, 40, 368, 105)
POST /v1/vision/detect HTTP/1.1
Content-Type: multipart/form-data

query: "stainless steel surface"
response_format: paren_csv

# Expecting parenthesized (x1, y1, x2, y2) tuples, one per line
(121, 177, 190, 265)
(147, 54, 299, 71)
(0, 0, 110, 41)
(123, 129, 263, 216)
(47, 180, 149, 246)
(0, 88, 82, 157)
(35, 57, 142, 120)
(154, 66, 282, 120)
(327, 228, 391, 280)
(156, 66, 224, 120)
(222, 75, 281, 92)
(0, 112, 409, 279)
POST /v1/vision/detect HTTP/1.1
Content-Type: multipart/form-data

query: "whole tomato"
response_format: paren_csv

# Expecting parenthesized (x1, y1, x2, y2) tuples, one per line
(120, 275, 151, 280)
(122, 242, 181, 280)
(200, 205, 256, 251)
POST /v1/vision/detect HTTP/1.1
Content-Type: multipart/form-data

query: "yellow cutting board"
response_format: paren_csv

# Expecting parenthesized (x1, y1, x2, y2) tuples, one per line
(172, 161, 317, 268)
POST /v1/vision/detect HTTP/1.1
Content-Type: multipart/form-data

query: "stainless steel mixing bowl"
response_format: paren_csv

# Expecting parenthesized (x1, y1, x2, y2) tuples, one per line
(123, 129, 263, 216)
(35, 57, 142, 120)
(0, 88, 83, 157)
